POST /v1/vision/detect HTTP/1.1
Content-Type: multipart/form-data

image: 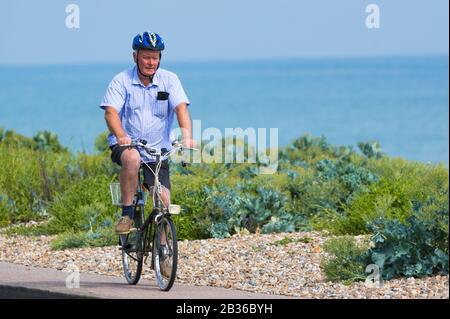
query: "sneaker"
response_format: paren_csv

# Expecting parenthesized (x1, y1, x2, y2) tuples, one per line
(115, 216, 134, 234)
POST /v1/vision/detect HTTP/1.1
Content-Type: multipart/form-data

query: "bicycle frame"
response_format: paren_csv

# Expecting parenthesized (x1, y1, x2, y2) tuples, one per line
(118, 139, 197, 289)
(137, 147, 174, 230)
(123, 140, 194, 260)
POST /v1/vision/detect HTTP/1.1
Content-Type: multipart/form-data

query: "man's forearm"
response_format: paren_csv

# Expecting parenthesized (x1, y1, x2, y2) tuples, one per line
(175, 103, 193, 141)
(104, 107, 127, 139)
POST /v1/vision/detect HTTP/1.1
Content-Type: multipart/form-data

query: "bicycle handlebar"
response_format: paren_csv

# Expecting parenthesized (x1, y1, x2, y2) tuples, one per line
(120, 139, 198, 162)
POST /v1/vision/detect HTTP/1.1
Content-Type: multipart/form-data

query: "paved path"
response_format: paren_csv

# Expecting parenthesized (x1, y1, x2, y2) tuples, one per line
(0, 261, 291, 299)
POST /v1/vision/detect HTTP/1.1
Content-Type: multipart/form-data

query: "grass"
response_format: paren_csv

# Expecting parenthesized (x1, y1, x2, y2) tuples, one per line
(272, 236, 313, 246)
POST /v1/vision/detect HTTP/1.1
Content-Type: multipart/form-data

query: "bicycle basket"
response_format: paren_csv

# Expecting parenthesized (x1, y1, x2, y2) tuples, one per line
(109, 183, 122, 206)
(109, 183, 148, 206)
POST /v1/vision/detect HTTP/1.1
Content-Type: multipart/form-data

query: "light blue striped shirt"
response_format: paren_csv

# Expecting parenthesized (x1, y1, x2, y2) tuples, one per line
(100, 66, 190, 162)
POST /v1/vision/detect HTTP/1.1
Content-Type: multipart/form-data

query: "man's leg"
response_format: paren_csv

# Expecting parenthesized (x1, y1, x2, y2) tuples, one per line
(143, 163, 171, 244)
(119, 148, 141, 208)
(160, 187, 171, 208)
(115, 148, 140, 234)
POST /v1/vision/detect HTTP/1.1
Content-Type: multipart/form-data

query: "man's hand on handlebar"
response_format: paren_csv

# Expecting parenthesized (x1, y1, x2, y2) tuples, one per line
(118, 136, 132, 146)
(182, 138, 197, 149)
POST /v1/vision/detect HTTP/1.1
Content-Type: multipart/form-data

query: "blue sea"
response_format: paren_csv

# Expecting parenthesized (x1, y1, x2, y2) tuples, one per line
(0, 56, 448, 165)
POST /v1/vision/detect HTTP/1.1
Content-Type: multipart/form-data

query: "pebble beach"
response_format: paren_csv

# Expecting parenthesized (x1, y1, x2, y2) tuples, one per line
(0, 231, 448, 299)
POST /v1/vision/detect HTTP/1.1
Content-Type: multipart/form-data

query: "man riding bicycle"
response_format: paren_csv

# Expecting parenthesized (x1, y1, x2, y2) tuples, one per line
(99, 31, 195, 235)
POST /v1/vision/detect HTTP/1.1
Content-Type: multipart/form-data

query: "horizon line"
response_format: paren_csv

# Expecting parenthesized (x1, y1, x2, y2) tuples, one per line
(0, 53, 448, 68)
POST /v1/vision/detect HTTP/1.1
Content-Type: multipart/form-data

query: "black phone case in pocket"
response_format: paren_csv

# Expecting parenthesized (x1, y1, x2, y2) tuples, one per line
(157, 91, 170, 101)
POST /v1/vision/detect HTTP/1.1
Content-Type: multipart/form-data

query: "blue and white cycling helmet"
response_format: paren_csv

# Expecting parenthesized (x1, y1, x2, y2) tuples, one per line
(132, 32, 165, 51)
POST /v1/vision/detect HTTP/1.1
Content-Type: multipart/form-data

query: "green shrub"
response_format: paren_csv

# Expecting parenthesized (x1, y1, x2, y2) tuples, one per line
(50, 231, 86, 250)
(94, 130, 110, 153)
(326, 158, 449, 236)
(0, 138, 91, 226)
(328, 177, 413, 235)
(33, 131, 68, 153)
(272, 236, 313, 246)
(2, 222, 59, 237)
(320, 236, 371, 284)
(367, 212, 449, 280)
(47, 178, 115, 234)
(75, 152, 118, 178)
(358, 141, 384, 159)
(366, 158, 448, 217)
(0, 129, 68, 154)
(170, 173, 210, 240)
(284, 134, 337, 166)
(204, 185, 244, 238)
(261, 214, 295, 233)
(245, 186, 294, 234)
(50, 227, 116, 250)
(292, 172, 346, 219)
(315, 158, 379, 198)
(0, 191, 11, 227)
(0, 129, 36, 149)
(202, 184, 296, 238)
(0, 145, 49, 223)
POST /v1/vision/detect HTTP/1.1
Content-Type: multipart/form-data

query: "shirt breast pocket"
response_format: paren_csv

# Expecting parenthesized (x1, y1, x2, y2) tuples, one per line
(153, 100, 169, 118)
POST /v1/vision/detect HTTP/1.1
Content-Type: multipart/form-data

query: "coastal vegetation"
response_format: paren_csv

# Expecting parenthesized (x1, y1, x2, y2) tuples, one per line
(0, 127, 448, 282)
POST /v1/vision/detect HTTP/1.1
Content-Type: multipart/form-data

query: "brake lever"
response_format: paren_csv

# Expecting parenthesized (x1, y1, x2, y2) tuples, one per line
(144, 145, 159, 155)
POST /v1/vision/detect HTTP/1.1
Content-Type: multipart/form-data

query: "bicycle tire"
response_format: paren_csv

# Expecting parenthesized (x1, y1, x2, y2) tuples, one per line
(120, 204, 145, 285)
(153, 216, 178, 291)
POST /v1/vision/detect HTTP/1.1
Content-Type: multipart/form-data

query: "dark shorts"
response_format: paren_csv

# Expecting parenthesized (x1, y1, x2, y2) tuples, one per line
(110, 145, 171, 191)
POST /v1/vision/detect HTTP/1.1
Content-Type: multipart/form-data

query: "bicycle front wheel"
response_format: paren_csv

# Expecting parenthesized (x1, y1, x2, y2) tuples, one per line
(120, 205, 145, 285)
(153, 216, 178, 291)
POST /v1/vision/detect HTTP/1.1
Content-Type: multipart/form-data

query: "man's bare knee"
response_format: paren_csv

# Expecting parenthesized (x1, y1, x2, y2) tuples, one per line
(120, 149, 141, 170)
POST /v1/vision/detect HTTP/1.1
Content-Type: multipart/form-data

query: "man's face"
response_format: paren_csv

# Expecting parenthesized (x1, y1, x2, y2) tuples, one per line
(134, 50, 160, 77)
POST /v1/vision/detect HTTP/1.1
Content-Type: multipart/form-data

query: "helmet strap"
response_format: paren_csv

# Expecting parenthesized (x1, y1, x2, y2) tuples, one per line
(136, 63, 154, 83)
(135, 49, 161, 83)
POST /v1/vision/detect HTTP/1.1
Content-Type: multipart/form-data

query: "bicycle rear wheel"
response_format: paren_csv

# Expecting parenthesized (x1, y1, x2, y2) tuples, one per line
(120, 205, 145, 285)
(153, 216, 178, 291)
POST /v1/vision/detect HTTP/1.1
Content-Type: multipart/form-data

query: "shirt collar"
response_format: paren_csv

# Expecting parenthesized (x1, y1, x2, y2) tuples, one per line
(132, 66, 160, 87)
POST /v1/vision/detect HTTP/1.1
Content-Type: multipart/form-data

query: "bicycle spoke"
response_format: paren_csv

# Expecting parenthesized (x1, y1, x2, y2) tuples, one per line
(120, 205, 145, 285)
(153, 217, 178, 291)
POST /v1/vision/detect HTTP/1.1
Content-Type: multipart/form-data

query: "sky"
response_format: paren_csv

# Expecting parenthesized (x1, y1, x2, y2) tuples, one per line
(0, 0, 448, 65)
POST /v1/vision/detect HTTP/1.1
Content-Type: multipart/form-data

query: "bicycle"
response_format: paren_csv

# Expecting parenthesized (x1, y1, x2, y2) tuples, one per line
(109, 139, 195, 291)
